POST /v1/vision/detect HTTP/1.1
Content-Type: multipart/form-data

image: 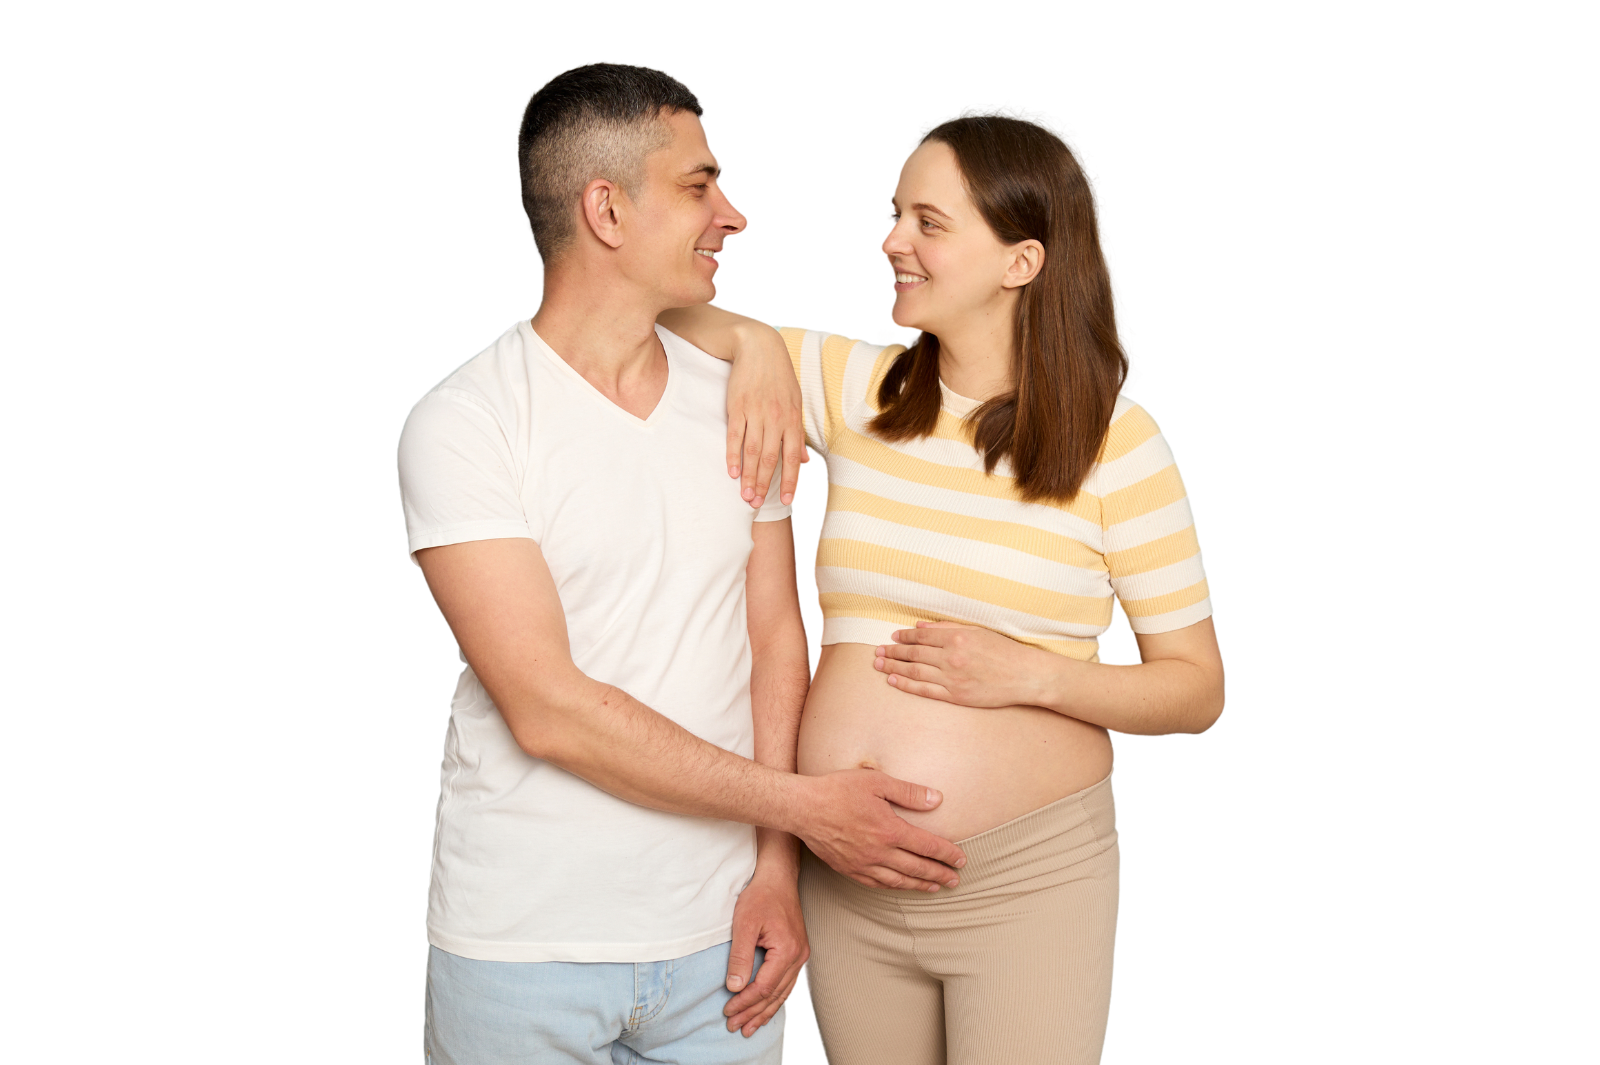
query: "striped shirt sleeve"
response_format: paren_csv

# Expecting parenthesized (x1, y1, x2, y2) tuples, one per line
(1093, 402, 1212, 634)
(780, 328, 873, 457)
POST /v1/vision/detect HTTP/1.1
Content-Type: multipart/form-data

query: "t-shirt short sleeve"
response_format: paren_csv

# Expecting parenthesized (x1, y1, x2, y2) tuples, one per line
(752, 454, 792, 523)
(1095, 402, 1212, 633)
(398, 387, 534, 562)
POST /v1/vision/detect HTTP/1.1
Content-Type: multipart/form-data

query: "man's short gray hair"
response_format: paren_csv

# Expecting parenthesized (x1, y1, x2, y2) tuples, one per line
(517, 64, 703, 260)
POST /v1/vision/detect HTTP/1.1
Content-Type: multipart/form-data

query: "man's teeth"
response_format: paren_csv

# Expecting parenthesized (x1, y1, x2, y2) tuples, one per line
(695, 249, 716, 258)
(896, 272, 928, 283)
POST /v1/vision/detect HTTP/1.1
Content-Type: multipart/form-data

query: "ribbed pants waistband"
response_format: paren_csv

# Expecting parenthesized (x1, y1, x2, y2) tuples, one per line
(812, 772, 1117, 904)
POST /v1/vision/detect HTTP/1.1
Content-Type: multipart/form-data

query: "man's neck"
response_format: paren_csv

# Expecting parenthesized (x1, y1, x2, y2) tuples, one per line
(530, 260, 665, 387)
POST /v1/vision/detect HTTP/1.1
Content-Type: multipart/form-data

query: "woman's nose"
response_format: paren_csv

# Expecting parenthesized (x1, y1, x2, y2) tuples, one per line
(882, 221, 912, 256)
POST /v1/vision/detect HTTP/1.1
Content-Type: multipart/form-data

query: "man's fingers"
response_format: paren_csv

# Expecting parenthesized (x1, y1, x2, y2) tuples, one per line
(728, 945, 781, 1004)
(860, 865, 944, 893)
(733, 968, 801, 1036)
(725, 926, 758, 993)
(881, 850, 961, 890)
(726, 942, 803, 1032)
(899, 824, 968, 870)
(875, 772, 943, 812)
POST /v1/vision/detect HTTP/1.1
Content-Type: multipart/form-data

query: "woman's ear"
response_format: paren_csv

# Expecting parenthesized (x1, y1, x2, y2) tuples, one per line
(1002, 239, 1046, 289)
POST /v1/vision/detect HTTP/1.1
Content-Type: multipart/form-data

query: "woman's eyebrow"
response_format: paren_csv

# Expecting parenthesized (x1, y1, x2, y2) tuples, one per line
(910, 201, 952, 220)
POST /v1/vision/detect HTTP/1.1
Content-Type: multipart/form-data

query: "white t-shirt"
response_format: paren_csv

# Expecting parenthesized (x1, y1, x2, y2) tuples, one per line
(398, 320, 791, 963)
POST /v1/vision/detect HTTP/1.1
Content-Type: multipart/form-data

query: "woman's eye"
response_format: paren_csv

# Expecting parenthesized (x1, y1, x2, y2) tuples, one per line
(889, 212, 901, 221)
(920, 218, 937, 230)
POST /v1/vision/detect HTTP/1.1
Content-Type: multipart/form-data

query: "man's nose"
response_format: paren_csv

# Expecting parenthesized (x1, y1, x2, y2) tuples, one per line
(714, 189, 746, 234)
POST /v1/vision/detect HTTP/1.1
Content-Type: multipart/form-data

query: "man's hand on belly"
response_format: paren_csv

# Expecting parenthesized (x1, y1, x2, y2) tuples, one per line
(793, 768, 968, 892)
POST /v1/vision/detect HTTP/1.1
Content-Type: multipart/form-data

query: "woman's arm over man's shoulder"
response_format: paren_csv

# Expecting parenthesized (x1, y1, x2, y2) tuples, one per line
(658, 304, 806, 507)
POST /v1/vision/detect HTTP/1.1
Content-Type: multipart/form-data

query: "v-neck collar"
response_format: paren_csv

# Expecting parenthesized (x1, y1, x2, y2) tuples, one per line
(524, 320, 675, 428)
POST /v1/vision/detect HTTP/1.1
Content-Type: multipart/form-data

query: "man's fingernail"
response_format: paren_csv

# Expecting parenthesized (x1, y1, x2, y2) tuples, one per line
(925, 884, 939, 893)
(947, 879, 959, 888)
(955, 857, 966, 868)
(728, 976, 743, 990)
(926, 788, 941, 805)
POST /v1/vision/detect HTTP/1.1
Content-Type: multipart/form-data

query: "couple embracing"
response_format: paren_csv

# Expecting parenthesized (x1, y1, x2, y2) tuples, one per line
(399, 62, 1223, 1065)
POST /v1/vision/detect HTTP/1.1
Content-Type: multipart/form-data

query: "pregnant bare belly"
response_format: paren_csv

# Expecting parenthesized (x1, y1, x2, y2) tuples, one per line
(796, 643, 1115, 842)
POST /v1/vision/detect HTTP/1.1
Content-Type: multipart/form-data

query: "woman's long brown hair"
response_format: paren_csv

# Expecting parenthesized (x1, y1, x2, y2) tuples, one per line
(869, 116, 1128, 504)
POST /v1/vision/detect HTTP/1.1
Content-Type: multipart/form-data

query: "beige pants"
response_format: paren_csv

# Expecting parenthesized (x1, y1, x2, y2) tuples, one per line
(799, 775, 1119, 1065)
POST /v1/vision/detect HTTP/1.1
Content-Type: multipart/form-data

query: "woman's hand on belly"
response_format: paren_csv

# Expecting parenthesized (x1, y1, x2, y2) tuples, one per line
(874, 622, 1062, 709)
(800, 644, 1113, 841)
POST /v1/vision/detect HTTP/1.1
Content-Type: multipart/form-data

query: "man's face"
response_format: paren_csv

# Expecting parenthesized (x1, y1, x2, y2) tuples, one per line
(623, 110, 746, 307)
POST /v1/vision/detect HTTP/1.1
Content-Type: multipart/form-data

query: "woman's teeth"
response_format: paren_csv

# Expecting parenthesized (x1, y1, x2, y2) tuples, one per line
(695, 249, 716, 258)
(896, 272, 927, 283)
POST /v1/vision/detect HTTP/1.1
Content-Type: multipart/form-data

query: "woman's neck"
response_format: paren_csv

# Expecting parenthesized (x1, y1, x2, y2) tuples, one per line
(934, 332, 1011, 402)
(934, 301, 1016, 402)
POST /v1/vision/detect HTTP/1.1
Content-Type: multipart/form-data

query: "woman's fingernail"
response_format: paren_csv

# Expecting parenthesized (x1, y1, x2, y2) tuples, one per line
(753, 496, 764, 507)
(926, 788, 941, 804)
(781, 493, 793, 504)
(730, 466, 740, 477)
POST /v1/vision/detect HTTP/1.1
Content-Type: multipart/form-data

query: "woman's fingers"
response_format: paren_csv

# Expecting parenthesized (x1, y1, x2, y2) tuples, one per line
(886, 675, 954, 702)
(726, 413, 748, 481)
(778, 426, 805, 505)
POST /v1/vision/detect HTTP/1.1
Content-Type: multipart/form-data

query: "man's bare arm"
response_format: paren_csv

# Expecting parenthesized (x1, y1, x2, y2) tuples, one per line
(723, 518, 810, 1035)
(416, 537, 967, 888)
(745, 518, 809, 857)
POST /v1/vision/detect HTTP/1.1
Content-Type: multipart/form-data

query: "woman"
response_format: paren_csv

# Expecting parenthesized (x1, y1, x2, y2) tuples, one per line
(663, 115, 1223, 1065)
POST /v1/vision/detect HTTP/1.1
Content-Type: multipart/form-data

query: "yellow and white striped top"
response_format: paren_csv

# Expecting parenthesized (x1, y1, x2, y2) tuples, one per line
(783, 328, 1212, 662)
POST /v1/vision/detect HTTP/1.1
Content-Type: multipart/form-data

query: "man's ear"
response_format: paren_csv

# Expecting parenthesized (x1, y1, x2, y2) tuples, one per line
(580, 178, 626, 250)
(1001, 239, 1046, 289)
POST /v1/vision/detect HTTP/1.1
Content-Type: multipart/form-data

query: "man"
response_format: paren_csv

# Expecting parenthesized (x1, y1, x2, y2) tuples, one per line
(398, 64, 966, 1064)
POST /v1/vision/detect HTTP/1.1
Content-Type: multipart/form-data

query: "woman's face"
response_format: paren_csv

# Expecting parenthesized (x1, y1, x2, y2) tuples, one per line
(882, 141, 1021, 336)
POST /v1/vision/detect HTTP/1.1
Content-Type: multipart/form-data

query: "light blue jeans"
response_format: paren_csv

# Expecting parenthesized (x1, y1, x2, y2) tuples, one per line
(424, 941, 783, 1064)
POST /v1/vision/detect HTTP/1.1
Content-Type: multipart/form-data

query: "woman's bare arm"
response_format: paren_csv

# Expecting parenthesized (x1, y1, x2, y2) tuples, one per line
(660, 305, 805, 507)
(874, 618, 1224, 736)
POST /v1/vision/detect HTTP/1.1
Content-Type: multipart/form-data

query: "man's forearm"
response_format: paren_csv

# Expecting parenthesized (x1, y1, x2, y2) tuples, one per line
(748, 621, 810, 880)
(508, 672, 812, 834)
